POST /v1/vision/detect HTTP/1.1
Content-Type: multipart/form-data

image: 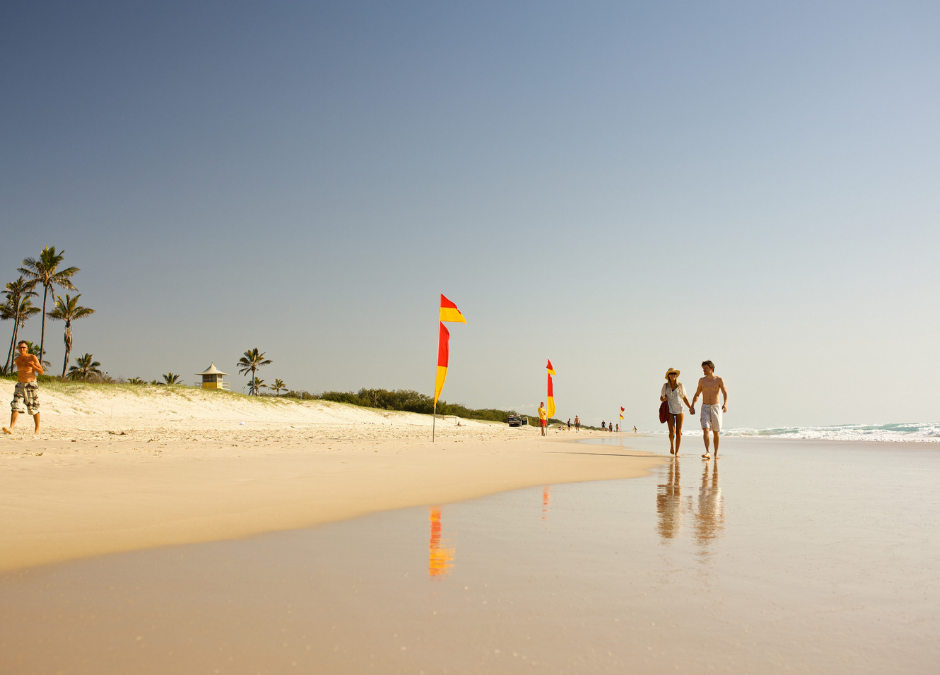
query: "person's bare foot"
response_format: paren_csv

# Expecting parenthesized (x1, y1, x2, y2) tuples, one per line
(702, 453, 710, 459)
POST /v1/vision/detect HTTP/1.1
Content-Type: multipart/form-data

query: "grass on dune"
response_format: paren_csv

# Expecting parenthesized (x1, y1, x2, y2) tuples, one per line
(0, 374, 512, 420)
(0, 375, 400, 413)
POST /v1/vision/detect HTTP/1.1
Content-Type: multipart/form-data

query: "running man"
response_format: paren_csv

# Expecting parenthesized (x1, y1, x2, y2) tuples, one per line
(538, 402, 548, 436)
(4, 340, 43, 434)
(690, 360, 728, 459)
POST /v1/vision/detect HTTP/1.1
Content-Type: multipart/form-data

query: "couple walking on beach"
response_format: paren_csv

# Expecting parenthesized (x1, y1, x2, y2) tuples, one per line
(660, 360, 728, 459)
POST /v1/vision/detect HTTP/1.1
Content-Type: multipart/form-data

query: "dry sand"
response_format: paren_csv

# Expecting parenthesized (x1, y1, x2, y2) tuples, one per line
(0, 381, 661, 572)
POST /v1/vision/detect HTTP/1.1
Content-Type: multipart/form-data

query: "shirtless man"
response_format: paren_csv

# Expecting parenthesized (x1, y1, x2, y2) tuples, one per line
(690, 360, 728, 459)
(4, 340, 43, 434)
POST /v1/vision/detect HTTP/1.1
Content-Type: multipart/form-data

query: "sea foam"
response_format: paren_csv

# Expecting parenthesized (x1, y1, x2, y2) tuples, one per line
(721, 422, 940, 443)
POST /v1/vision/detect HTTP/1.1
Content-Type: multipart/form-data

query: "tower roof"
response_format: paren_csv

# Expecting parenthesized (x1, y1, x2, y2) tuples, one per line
(196, 363, 228, 376)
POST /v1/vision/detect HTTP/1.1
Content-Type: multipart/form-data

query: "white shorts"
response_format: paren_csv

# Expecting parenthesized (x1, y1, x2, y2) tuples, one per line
(701, 404, 722, 432)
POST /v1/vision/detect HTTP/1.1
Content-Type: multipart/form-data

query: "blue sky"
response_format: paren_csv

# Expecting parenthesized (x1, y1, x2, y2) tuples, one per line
(2, 1, 938, 428)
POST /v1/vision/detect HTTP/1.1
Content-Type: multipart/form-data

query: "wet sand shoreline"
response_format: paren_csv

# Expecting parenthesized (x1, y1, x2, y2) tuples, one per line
(0, 421, 662, 572)
(2, 435, 937, 674)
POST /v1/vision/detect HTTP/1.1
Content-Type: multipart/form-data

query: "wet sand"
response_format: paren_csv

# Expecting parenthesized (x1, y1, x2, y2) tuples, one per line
(2, 435, 938, 673)
(0, 381, 651, 572)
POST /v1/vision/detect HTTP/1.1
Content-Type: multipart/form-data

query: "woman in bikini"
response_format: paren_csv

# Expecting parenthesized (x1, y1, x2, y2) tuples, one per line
(660, 368, 693, 455)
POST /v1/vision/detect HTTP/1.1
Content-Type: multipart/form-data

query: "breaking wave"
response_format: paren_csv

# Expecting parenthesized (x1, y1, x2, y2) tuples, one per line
(721, 422, 940, 443)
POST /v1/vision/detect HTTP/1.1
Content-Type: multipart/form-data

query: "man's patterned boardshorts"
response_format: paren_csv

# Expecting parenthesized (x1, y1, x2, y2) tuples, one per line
(11, 381, 39, 416)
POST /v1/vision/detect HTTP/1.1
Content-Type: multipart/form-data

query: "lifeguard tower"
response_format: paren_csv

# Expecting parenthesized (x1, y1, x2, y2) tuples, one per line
(195, 363, 229, 390)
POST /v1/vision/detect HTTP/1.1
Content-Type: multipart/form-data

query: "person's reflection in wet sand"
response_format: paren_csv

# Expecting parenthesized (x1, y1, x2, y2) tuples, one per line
(656, 458, 683, 541)
(542, 486, 551, 521)
(692, 460, 725, 556)
(428, 507, 455, 578)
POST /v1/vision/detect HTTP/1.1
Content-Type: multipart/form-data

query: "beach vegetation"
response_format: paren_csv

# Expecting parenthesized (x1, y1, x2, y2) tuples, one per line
(127, 377, 145, 385)
(247, 377, 266, 396)
(271, 378, 286, 396)
(237, 348, 272, 395)
(2, 277, 40, 373)
(284, 387, 524, 423)
(19, 247, 79, 364)
(68, 353, 103, 382)
(46, 293, 96, 377)
(162, 373, 182, 385)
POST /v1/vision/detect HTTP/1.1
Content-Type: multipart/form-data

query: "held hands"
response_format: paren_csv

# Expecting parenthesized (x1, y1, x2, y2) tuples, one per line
(689, 407, 695, 415)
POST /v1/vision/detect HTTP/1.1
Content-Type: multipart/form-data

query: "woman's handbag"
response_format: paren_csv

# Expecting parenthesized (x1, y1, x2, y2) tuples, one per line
(659, 399, 669, 424)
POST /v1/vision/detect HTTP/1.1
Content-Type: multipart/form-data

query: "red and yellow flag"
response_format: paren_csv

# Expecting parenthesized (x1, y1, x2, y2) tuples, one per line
(546, 359, 556, 419)
(434, 295, 465, 405)
(439, 294, 466, 323)
(434, 322, 449, 404)
(620, 406, 625, 420)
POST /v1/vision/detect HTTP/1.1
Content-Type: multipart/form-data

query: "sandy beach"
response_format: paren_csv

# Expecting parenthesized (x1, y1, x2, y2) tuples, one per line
(2, 433, 938, 674)
(0, 381, 661, 572)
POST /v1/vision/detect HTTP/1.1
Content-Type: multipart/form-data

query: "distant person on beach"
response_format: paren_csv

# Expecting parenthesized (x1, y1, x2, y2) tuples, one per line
(4, 340, 43, 435)
(538, 402, 548, 436)
(691, 360, 729, 459)
(633, 426, 637, 433)
(575, 415, 581, 433)
(601, 421, 606, 431)
(616, 423, 620, 432)
(661, 368, 693, 455)
(567, 418, 571, 431)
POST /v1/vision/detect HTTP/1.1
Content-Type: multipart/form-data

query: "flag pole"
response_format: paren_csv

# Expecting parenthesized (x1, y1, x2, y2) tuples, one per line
(432, 401, 436, 442)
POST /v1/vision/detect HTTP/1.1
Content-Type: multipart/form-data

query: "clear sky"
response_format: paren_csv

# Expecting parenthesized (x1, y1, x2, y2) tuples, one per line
(2, 1, 938, 429)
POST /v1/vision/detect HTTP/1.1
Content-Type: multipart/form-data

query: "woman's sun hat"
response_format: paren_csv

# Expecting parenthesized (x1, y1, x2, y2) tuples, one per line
(665, 368, 680, 379)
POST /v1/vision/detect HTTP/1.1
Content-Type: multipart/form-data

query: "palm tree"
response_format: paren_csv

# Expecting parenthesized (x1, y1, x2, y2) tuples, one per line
(21, 341, 52, 372)
(68, 353, 102, 382)
(163, 373, 181, 385)
(127, 377, 144, 385)
(237, 348, 272, 395)
(46, 294, 96, 377)
(2, 278, 39, 374)
(19, 247, 79, 364)
(271, 378, 286, 396)
(247, 377, 267, 396)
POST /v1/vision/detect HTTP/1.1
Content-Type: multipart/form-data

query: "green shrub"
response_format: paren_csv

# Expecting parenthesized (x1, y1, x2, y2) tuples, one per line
(287, 387, 522, 422)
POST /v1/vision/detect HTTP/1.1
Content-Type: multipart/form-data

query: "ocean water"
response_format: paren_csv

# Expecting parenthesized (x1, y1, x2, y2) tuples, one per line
(1, 435, 938, 674)
(651, 421, 940, 442)
(722, 421, 940, 442)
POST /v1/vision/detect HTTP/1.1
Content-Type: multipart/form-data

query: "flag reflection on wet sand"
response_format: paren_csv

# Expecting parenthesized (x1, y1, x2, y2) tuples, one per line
(428, 508, 455, 578)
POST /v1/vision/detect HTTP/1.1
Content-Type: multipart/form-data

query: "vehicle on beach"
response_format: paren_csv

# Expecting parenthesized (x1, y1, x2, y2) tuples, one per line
(507, 415, 524, 427)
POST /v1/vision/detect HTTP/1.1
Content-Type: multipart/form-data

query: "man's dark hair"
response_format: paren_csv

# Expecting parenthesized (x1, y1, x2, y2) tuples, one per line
(702, 360, 715, 370)
(16, 340, 28, 348)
